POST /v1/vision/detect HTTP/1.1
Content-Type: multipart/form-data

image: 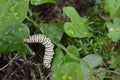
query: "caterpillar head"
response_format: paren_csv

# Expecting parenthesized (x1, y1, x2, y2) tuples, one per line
(23, 36, 34, 43)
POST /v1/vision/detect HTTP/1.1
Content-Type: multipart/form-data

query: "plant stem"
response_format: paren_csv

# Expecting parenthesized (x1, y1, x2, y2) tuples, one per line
(26, 16, 42, 32)
(106, 70, 120, 75)
(56, 42, 80, 62)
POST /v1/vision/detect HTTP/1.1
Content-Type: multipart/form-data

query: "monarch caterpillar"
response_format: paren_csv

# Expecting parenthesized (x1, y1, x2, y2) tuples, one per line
(23, 34, 54, 68)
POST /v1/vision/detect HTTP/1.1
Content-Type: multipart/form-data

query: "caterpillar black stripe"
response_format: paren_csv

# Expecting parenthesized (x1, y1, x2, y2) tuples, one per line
(23, 34, 54, 68)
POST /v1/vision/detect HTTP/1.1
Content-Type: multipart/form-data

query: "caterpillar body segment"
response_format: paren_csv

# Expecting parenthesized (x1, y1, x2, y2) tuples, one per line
(23, 34, 54, 68)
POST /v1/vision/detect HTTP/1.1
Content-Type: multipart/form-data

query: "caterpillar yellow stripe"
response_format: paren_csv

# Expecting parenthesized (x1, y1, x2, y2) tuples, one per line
(23, 34, 54, 68)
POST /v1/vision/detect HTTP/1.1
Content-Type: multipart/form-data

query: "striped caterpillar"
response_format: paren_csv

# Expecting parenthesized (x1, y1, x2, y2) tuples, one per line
(23, 34, 54, 68)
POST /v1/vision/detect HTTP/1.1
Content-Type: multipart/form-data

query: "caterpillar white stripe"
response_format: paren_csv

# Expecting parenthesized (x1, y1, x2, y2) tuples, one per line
(23, 34, 54, 68)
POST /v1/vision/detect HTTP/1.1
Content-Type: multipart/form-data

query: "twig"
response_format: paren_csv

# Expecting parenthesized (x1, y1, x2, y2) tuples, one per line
(28, 61, 36, 80)
(32, 63, 46, 80)
(37, 63, 45, 80)
(0, 55, 18, 71)
(45, 71, 53, 80)
(106, 70, 120, 75)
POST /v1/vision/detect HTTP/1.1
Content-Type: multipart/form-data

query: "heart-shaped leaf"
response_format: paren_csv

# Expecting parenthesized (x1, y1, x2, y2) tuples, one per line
(83, 54, 103, 68)
(63, 7, 93, 38)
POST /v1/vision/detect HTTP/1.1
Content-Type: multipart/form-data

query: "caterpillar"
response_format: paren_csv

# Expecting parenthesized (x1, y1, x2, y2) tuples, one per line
(23, 34, 54, 68)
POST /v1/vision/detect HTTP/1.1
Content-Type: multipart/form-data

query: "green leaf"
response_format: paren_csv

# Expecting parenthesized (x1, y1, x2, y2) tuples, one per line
(94, 68, 106, 80)
(51, 48, 64, 70)
(52, 62, 83, 80)
(0, 23, 31, 56)
(80, 62, 91, 79)
(63, 6, 93, 38)
(83, 54, 103, 68)
(108, 55, 120, 68)
(104, 0, 120, 19)
(106, 18, 120, 42)
(30, 0, 56, 5)
(63, 7, 86, 23)
(0, 0, 29, 32)
(64, 45, 80, 63)
(3, 23, 30, 40)
(81, 62, 106, 80)
(82, 68, 106, 80)
(40, 22, 64, 43)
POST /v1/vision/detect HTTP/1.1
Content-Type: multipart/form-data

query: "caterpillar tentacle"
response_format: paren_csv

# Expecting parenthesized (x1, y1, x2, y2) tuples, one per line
(23, 34, 54, 68)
